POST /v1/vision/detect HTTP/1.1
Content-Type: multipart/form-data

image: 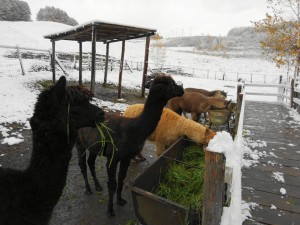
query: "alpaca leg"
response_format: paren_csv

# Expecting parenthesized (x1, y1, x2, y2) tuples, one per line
(106, 158, 118, 217)
(191, 112, 199, 122)
(117, 157, 131, 206)
(87, 151, 102, 192)
(78, 150, 92, 194)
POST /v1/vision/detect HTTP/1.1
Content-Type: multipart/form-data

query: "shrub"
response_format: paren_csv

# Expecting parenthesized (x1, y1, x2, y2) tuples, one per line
(0, 0, 31, 21)
(36, 6, 78, 26)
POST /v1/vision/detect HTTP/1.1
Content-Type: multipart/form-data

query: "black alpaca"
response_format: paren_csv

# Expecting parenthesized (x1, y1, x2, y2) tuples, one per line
(76, 74, 184, 216)
(0, 76, 105, 225)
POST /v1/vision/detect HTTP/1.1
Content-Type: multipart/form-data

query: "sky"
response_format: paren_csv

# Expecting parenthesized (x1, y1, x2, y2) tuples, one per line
(24, 0, 269, 37)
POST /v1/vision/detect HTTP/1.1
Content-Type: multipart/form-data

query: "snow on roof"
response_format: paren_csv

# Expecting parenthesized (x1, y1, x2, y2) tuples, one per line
(44, 19, 156, 43)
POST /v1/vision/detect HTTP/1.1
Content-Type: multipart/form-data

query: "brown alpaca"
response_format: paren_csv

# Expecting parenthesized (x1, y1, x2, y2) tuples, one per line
(124, 104, 216, 156)
(169, 92, 232, 122)
(184, 87, 227, 99)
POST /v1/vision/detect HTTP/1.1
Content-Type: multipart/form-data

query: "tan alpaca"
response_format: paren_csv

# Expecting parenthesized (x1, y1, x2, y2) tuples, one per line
(169, 92, 232, 122)
(123, 104, 216, 156)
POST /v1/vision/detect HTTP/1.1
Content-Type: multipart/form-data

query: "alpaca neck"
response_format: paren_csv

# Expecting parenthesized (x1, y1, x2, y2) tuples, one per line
(25, 125, 75, 213)
(138, 94, 166, 137)
(182, 118, 206, 143)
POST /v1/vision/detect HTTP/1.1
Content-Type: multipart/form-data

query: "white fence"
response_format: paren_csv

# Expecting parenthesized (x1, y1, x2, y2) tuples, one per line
(244, 78, 300, 112)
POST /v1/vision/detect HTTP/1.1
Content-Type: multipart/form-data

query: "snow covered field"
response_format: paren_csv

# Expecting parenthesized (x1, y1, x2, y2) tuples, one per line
(0, 21, 298, 225)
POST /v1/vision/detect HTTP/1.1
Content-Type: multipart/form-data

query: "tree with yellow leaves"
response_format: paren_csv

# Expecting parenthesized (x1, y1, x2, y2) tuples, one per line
(253, 0, 299, 69)
(150, 33, 167, 71)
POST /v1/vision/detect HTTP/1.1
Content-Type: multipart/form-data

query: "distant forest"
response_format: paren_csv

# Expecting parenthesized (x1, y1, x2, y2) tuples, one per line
(164, 27, 264, 52)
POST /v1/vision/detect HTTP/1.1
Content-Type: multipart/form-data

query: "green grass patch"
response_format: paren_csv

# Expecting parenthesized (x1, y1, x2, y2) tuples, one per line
(155, 145, 205, 211)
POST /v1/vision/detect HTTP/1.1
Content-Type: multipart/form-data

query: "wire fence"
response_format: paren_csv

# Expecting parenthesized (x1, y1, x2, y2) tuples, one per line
(0, 44, 286, 84)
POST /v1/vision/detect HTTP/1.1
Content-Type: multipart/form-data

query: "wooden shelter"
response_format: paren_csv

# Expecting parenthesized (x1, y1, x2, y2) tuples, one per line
(44, 20, 156, 98)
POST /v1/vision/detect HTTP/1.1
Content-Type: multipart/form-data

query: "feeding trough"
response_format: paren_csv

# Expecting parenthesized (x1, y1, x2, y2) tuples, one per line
(207, 104, 236, 131)
(127, 138, 204, 225)
(208, 109, 231, 126)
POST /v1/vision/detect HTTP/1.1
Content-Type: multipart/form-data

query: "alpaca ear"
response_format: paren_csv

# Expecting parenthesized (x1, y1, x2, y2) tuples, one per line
(227, 100, 232, 106)
(54, 76, 66, 99)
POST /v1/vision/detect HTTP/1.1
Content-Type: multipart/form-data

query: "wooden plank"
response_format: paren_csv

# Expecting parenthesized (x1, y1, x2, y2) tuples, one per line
(242, 100, 300, 224)
(242, 176, 300, 198)
(51, 41, 56, 83)
(246, 92, 283, 97)
(244, 132, 300, 144)
(118, 39, 125, 99)
(104, 42, 109, 85)
(78, 42, 82, 85)
(17, 45, 25, 75)
(243, 188, 300, 214)
(252, 164, 300, 177)
(141, 35, 150, 98)
(293, 98, 300, 105)
(245, 83, 289, 88)
(258, 156, 300, 168)
(243, 204, 300, 225)
(90, 25, 97, 93)
(294, 86, 300, 93)
(243, 168, 300, 187)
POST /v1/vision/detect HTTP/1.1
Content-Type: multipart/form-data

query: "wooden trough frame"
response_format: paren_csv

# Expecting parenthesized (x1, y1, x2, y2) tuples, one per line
(128, 137, 226, 225)
(44, 20, 156, 98)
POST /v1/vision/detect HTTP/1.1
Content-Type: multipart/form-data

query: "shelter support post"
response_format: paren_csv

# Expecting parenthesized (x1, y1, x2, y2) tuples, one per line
(51, 41, 56, 83)
(141, 35, 151, 98)
(118, 39, 125, 99)
(90, 25, 97, 93)
(79, 41, 83, 85)
(104, 43, 110, 86)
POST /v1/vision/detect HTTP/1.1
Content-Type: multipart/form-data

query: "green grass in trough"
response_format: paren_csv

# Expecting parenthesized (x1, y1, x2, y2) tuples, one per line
(156, 145, 205, 210)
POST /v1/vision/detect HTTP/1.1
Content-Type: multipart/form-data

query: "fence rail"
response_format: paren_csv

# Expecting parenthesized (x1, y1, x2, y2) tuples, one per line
(0, 45, 286, 84)
(244, 80, 300, 113)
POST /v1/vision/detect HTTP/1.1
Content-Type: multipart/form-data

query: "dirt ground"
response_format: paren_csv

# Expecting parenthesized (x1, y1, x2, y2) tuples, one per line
(0, 82, 157, 225)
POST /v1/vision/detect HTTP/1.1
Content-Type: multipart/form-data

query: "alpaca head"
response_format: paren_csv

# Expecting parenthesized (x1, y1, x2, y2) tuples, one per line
(31, 76, 105, 130)
(225, 100, 232, 110)
(214, 90, 227, 99)
(203, 128, 217, 145)
(149, 74, 184, 101)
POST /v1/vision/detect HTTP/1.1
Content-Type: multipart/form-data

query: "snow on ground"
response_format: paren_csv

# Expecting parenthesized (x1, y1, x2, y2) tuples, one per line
(0, 21, 299, 224)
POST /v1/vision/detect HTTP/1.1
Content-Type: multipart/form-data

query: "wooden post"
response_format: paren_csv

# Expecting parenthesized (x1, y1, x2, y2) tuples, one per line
(291, 79, 294, 108)
(90, 25, 97, 93)
(202, 151, 225, 225)
(118, 39, 125, 99)
(233, 85, 244, 138)
(79, 41, 83, 85)
(16, 45, 25, 76)
(51, 41, 56, 83)
(104, 42, 110, 86)
(141, 35, 151, 98)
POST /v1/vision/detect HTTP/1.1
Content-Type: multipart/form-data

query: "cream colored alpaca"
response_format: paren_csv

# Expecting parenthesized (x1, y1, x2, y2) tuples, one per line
(123, 104, 216, 156)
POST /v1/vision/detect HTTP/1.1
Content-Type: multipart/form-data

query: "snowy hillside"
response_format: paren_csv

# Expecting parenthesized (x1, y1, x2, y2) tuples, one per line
(0, 21, 287, 80)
